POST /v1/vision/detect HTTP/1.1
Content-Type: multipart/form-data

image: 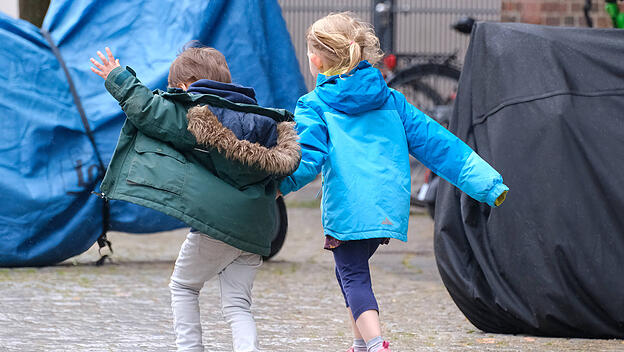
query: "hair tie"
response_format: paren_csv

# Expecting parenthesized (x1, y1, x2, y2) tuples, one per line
(349, 41, 355, 46)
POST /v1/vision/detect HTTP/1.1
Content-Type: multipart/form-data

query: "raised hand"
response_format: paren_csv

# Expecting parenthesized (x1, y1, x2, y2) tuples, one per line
(90, 47, 120, 80)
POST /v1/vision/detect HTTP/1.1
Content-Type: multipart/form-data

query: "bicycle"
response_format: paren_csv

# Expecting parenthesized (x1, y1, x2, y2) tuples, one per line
(417, 3, 624, 219)
(382, 53, 461, 113)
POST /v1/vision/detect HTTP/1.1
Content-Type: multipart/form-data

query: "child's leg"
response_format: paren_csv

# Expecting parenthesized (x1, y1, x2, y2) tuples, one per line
(169, 232, 241, 352)
(347, 308, 368, 352)
(355, 310, 381, 341)
(347, 307, 363, 339)
(219, 251, 262, 352)
(333, 239, 383, 343)
(336, 268, 364, 340)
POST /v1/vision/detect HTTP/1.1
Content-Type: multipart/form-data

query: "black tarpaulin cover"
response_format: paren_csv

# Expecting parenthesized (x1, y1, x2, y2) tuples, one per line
(435, 22, 624, 338)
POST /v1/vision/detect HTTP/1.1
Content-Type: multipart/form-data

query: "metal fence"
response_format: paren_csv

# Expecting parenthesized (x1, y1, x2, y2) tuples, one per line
(278, 0, 501, 90)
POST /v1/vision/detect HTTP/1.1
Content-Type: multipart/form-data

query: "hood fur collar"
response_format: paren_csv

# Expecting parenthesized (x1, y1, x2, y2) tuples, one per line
(187, 105, 301, 175)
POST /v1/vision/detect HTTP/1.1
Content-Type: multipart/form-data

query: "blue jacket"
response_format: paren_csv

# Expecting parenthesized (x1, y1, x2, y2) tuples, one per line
(279, 61, 508, 242)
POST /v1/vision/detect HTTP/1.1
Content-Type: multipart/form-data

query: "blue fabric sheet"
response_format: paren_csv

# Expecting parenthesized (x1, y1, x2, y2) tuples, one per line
(0, 0, 305, 266)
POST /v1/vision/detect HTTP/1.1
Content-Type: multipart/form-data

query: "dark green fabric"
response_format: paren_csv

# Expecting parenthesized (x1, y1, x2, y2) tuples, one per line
(100, 67, 292, 256)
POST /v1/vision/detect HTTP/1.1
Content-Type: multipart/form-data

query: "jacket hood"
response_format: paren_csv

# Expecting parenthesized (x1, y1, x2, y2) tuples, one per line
(187, 106, 301, 176)
(315, 61, 390, 114)
(187, 79, 257, 105)
(207, 106, 278, 148)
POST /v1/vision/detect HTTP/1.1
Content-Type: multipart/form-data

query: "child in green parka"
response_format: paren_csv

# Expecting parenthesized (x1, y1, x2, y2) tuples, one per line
(91, 45, 300, 352)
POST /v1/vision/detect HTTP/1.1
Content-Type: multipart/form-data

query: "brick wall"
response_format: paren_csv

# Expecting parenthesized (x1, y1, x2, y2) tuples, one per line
(501, 0, 623, 28)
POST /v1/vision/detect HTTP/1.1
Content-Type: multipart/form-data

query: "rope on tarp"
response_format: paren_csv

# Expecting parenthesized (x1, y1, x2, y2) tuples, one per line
(41, 29, 112, 266)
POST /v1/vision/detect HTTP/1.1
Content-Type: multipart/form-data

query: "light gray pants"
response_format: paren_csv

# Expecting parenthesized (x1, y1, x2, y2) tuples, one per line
(169, 231, 262, 352)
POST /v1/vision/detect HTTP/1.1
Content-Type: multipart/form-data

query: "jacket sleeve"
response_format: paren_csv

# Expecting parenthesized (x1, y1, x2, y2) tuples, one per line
(393, 90, 508, 206)
(279, 98, 329, 195)
(104, 66, 196, 150)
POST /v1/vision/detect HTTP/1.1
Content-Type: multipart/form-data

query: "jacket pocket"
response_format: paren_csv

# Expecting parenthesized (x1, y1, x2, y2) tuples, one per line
(126, 134, 188, 195)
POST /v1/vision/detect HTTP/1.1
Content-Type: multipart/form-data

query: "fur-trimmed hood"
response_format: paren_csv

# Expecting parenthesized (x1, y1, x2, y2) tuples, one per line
(187, 105, 301, 176)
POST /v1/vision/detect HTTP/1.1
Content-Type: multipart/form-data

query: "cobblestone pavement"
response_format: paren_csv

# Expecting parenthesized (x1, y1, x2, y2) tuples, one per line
(1, 190, 623, 351)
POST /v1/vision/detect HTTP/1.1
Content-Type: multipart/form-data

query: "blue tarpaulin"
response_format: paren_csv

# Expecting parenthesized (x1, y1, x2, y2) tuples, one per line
(0, 0, 306, 266)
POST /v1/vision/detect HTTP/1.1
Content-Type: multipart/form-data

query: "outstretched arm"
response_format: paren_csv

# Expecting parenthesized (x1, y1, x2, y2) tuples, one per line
(90, 48, 196, 150)
(393, 90, 508, 206)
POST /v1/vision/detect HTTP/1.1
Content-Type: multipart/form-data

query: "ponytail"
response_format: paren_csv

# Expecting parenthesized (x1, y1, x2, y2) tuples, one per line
(347, 40, 362, 73)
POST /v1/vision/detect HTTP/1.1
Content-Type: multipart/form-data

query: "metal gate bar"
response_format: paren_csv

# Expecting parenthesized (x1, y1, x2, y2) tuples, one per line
(278, 0, 501, 90)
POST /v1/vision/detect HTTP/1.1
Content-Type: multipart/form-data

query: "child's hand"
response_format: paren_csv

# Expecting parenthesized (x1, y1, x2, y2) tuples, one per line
(90, 47, 120, 80)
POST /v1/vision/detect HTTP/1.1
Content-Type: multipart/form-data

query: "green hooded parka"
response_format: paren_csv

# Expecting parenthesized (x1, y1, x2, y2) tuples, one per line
(99, 67, 301, 256)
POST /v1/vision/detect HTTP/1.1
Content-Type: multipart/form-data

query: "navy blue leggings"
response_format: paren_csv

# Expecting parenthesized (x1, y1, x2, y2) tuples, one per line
(332, 238, 383, 321)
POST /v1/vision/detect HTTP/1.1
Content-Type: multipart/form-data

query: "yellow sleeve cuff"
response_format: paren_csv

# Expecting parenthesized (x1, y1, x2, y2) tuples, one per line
(494, 190, 508, 207)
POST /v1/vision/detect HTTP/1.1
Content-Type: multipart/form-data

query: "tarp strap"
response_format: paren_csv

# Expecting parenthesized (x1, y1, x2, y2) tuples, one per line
(40, 29, 112, 264)
(95, 198, 113, 266)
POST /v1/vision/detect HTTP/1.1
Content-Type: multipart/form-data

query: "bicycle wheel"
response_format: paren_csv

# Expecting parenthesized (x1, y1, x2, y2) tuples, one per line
(386, 62, 461, 113)
(263, 196, 288, 261)
(387, 63, 461, 206)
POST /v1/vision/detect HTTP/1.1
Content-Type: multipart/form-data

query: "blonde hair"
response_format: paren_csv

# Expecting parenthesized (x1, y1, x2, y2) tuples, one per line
(306, 12, 384, 75)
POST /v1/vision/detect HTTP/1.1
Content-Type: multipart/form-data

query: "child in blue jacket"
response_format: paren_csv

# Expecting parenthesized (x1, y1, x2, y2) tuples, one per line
(278, 13, 508, 352)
